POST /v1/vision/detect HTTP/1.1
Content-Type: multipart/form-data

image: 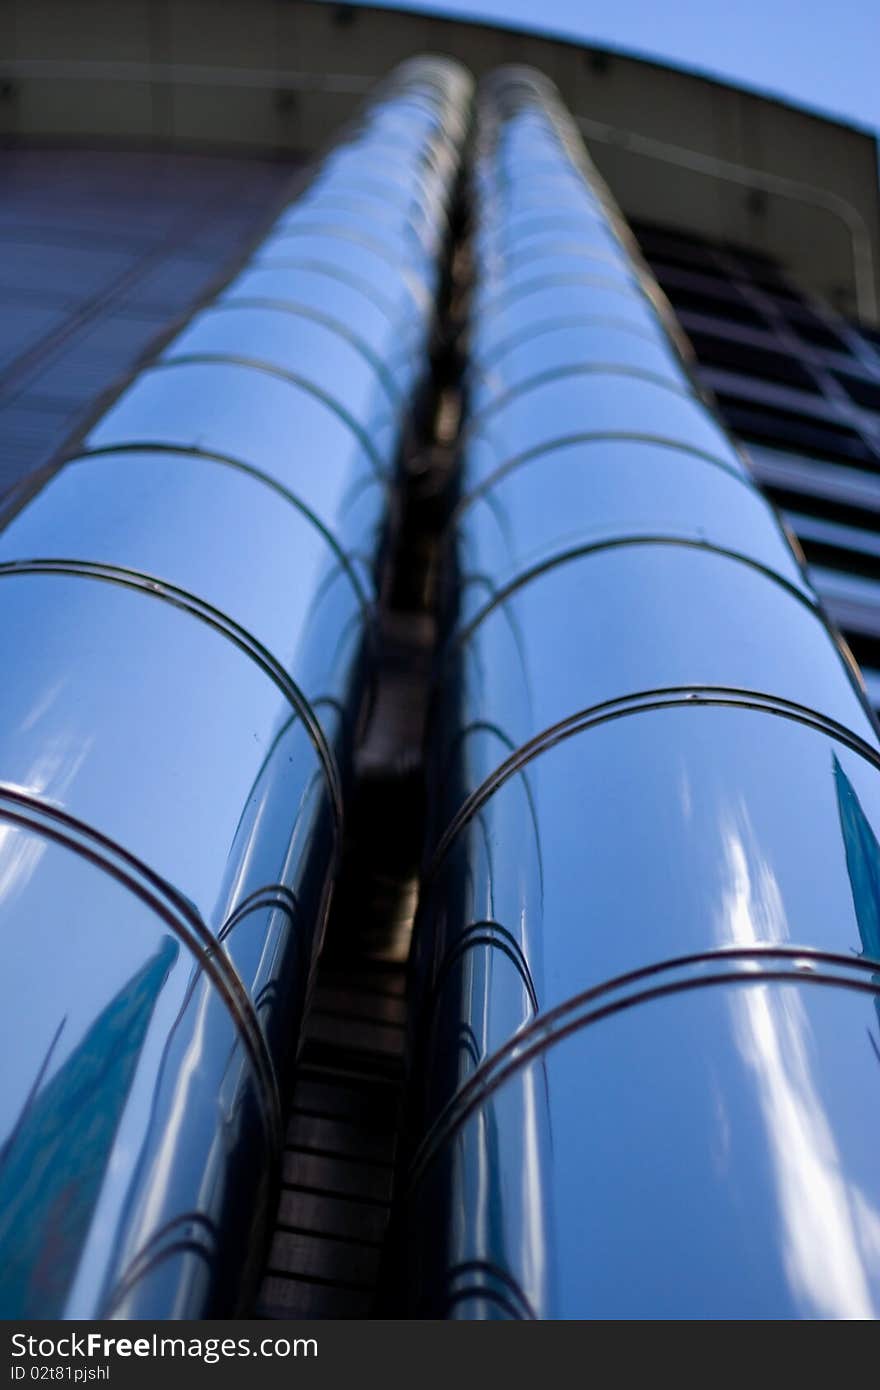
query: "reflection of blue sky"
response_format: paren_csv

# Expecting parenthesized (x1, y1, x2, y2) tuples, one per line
(715, 811, 880, 1318)
(341, 0, 880, 130)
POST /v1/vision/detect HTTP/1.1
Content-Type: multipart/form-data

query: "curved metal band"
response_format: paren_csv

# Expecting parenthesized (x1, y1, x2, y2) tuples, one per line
(444, 1262, 538, 1320)
(242, 257, 400, 323)
(427, 920, 540, 1017)
(475, 209, 618, 252)
(425, 716, 546, 900)
(481, 158, 598, 188)
(487, 239, 631, 279)
(443, 536, 820, 657)
(0, 559, 345, 841)
(475, 269, 646, 325)
(266, 221, 432, 283)
(456, 430, 751, 512)
(410, 946, 880, 1189)
(149, 356, 389, 479)
(101, 1227, 219, 1318)
(64, 441, 378, 621)
(319, 138, 442, 190)
(300, 173, 445, 227)
(466, 361, 700, 431)
(426, 686, 880, 884)
(474, 312, 668, 373)
(443, 1289, 532, 1321)
(106, 1211, 218, 1275)
(215, 297, 401, 404)
(218, 884, 302, 944)
(283, 190, 439, 250)
(0, 784, 282, 1150)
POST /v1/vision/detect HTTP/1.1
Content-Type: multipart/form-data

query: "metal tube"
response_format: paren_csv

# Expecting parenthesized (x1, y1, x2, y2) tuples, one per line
(406, 68, 880, 1319)
(0, 55, 471, 1319)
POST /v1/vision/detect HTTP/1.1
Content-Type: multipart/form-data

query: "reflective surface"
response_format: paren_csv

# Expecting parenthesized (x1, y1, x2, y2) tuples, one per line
(464, 373, 744, 485)
(406, 67, 880, 1319)
(431, 545, 875, 814)
(417, 707, 880, 1111)
(409, 972, 880, 1318)
(0, 451, 371, 755)
(0, 57, 472, 1317)
(0, 834, 269, 1319)
(467, 319, 683, 414)
(450, 437, 810, 622)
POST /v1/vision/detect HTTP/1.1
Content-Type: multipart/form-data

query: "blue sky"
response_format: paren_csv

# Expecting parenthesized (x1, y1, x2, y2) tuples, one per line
(343, 0, 880, 133)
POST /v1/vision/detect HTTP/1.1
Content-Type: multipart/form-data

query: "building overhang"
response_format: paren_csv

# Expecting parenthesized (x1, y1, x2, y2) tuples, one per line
(2, 0, 879, 322)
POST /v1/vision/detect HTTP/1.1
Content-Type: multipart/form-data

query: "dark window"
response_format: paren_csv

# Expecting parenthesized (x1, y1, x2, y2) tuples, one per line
(831, 369, 880, 413)
(667, 285, 769, 329)
(687, 330, 819, 393)
(715, 391, 876, 465)
(786, 312, 848, 352)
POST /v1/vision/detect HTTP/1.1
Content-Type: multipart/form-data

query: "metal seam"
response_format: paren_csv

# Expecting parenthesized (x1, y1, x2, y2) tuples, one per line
(427, 920, 540, 1017)
(0, 559, 345, 840)
(265, 221, 432, 282)
(449, 447, 772, 552)
(427, 717, 546, 903)
(409, 947, 880, 1188)
(444, 1261, 538, 1320)
(284, 190, 439, 249)
(299, 173, 443, 224)
(254, 252, 429, 315)
(213, 297, 401, 403)
(425, 686, 880, 883)
(100, 1238, 216, 1317)
(476, 209, 620, 250)
(0, 785, 282, 1149)
(240, 257, 399, 323)
(61, 440, 378, 621)
(319, 141, 441, 190)
(465, 362, 700, 430)
(106, 1212, 218, 1270)
(474, 312, 670, 370)
(442, 536, 820, 658)
(218, 885, 302, 943)
(456, 431, 749, 510)
(148, 355, 388, 478)
(442, 1287, 534, 1321)
(475, 269, 647, 324)
(486, 239, 631, 278)
(476, 246, 632, 288)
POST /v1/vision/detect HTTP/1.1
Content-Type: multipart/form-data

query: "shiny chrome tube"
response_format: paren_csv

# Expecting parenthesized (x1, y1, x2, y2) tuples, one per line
(406, 69, 880, 1318)
(0, 56, 471, 1319)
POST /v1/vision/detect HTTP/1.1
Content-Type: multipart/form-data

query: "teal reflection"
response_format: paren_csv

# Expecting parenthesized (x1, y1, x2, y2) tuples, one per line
(0, 938, 178, 1317)
(833, 755, 880, 1051)
(833, 755, 880, 964)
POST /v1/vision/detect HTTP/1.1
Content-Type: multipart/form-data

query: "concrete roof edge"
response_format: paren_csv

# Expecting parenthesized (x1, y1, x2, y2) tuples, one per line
(325, 0, 880, 144)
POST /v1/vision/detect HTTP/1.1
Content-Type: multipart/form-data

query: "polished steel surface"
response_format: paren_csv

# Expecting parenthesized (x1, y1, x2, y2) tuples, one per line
(406, 68, 880, 1319)
(0, 56, 471, 1319)
(412, 964, 880, 1319)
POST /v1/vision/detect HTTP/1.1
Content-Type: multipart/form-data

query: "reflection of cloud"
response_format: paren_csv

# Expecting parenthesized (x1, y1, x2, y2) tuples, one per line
(0, 730, 93, 908)
(714, 809, 789, 949)
(716, 813, 880, 1319)
(519, 1058, 548, 1312)
(19, 679, 68, 735)
(0, 826, 47, 910)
